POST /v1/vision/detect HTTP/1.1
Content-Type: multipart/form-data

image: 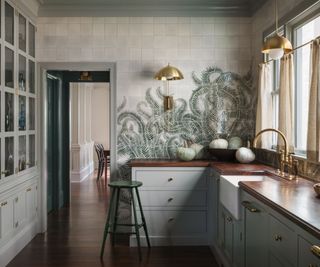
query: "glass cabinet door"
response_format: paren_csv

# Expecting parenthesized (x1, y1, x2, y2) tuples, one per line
(29, 135, 35, 167)
(19, 96, 26, 131)
(5, 92, 14, 132)
(19, 136, 26, 171)
(5, 2, 14, 45)
(29, 97, 35, 130)
(5, 47, 14, 88)
(29, 23, 35, 57)
(29, 60, 35, 93)
(5, 137, 14, 177)
(19, 14, 26, 52)
(19, 55, 26, 91)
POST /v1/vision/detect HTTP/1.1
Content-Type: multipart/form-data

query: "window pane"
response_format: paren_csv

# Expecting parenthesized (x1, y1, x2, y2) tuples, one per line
(5, 2, 14, 45)
(294, 15, 320, 152)
(19, 14, 26, 51)
(29, 23, 35, 57)
(29, 97, 35, 130)
(19, 95, 26, 131)
(19, 136, 26, 171)
(5, 47, 14, 88)
(19, 55, 26, 91)
(29, 135, 35, 167)
(5, 136, 14, 177)
(5, 92, 14, 132)
(29, 60, 35, 93)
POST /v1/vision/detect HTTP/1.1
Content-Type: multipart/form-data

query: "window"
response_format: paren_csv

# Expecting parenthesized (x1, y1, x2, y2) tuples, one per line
(293, 14, 320, 154)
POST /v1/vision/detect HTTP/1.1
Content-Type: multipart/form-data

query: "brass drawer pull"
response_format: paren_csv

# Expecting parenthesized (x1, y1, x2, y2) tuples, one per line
(168, 178, 173, 182)
(26, 188, 32, 192)
(1, 201, 8, 207)
(242, 201, 260, 213)
(168, 218, 174, 222)
(167, 198, 173, 202)
(274, 235, 282, 242)
(226, 216, 232, 222)
(1, 170, 9, 175)
(311, 245, 320, 259)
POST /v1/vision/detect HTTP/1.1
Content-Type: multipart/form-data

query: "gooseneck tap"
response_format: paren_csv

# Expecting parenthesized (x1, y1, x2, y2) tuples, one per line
(253, 128, 298, 180)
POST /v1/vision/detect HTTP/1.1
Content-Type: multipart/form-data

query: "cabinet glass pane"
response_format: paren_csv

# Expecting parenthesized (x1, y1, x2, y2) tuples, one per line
(5, 92, 14, 132)
(5, 3, 14, 45)
(19, 96, 26, 131)
(29, 97, 35, 130)
(29, 135, 35, 167)
(19, 136, 26, 171)
(19, 55, 26, 91)
(29, 23, 35, 57)
(5, 47, 14, 88)
(5, 137, 14, 177)
(19, 14, 26, 52)
(29, 60, 35, 93)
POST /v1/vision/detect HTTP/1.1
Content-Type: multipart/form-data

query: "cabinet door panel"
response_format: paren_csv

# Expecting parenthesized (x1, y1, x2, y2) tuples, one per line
(0, 198, 14, 239)
(13, 192, 26, 228)
(26, 185, 37, 219)
(298, 236, 320, 267)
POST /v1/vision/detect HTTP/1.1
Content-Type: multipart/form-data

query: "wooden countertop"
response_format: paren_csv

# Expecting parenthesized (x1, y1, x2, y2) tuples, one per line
(240, 176, 320, 239)
(129, 159, 213, 168)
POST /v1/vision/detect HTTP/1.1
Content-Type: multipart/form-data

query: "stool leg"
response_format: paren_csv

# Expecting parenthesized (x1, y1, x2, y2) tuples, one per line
(111, 188, 120, 246)
(135, 187, 151, 248)
(131, 188, 142, 261)
(100, 187, 116, 259)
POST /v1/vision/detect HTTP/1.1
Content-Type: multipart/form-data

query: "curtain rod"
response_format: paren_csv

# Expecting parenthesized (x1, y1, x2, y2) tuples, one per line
(263, 36, 320, 64)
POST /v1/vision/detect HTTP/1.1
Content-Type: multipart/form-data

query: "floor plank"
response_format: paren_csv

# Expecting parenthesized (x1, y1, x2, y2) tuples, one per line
(7, 172, 218, 267)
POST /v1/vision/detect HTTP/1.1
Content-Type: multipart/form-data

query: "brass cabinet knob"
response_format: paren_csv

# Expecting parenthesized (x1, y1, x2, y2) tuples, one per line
(168, 218, 174, 222)
(226, 216, 232, 222)
(1, 201, 8, 207)
(167, 198, 173, 202)
(26, 188, 32, 192)
(274, 235, 282, 241)
(311, 245, 320, 259)
(242, 201, 260, 213)
(1, 170, 10, 175)
(168, 178, 173, 182)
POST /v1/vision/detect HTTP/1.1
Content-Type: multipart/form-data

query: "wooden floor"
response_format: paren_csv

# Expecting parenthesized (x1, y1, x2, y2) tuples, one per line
(8, 172, 218, 267)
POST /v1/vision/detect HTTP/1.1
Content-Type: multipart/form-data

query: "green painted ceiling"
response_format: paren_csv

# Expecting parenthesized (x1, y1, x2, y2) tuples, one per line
(38, 0, 268, 17)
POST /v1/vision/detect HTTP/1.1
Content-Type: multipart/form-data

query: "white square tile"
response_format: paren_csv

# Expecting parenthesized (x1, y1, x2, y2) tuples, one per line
(130, 48, 142, 60)
(154, 24, 166, 36)
(165, 24, 178, 36)
(80, 23, 93, 36)
(141, 48, 154, 60)
(56, 23, 68, 36)
(141, 24, 154, 36)
(93, 23, 104, 36)
(117, 24, 129, 36)
(93, 17, 104, 24)
(68, 23, 81, 36)
(178, 24, 190, 36)
(105, 24, 117, 36)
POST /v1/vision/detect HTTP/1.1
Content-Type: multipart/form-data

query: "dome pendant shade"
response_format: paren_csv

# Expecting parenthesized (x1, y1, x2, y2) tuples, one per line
(262, 33, 293, 59)
(154, 64, 184, 81)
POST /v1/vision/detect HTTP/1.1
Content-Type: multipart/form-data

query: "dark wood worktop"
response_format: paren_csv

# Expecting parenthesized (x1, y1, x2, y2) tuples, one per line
(129, 159, 213, 167)
(240, 176, 320, 239)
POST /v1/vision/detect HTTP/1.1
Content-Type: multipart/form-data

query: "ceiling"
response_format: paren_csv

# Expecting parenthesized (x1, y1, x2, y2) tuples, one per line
(38, 0, 268, 17)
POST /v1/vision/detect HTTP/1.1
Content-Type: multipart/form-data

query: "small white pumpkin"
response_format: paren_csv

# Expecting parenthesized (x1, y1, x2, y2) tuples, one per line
(228, 136, 243, 149)
(190, 143, 204, 159)
(236, 147, 255, 163)
(209, 138, 228, 149)
(176, 147, 196, 161)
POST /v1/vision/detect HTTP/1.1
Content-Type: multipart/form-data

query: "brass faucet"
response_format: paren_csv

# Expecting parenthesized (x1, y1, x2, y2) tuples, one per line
(253, 128, 298, 180)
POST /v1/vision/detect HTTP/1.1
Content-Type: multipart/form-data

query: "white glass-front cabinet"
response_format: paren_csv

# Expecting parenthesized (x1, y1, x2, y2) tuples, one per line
(0, 1, 38, 265)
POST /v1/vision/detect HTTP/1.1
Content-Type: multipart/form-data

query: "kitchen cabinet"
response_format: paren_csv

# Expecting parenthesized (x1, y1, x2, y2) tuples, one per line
(131, 167, 210, 246)
(0, 196, 14, 239)
(240, 190, 320, 267)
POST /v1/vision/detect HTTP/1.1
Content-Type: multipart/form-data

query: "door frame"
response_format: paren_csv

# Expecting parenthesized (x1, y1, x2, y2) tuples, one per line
(38, 62, 117, 232)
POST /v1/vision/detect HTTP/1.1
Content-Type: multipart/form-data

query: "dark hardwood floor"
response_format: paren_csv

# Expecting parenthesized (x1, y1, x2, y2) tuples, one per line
(8, 172, 218, 267)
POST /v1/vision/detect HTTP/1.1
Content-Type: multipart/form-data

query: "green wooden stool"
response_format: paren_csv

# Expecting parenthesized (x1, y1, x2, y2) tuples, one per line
(100, 180, 151, 261)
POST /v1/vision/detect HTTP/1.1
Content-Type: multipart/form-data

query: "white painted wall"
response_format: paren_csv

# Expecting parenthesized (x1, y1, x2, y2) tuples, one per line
(91, 83, 110, 168)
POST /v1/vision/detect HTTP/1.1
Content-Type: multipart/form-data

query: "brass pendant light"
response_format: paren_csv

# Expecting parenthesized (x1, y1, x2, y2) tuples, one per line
(261, 0, 292, 60)
(154, 64, 184, 111)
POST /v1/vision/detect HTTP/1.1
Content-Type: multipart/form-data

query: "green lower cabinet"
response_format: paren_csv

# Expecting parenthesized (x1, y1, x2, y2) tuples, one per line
(298, 235, 320, 267)
(269, 251, 292, 267)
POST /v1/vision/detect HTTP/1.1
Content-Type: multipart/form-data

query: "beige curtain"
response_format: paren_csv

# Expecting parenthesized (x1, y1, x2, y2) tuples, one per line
(278, 54, 295, 152)
(256, 63, 273, 148)
(307, 38, 320, 161)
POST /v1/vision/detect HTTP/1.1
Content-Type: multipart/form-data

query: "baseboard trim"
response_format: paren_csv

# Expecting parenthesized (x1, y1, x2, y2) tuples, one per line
(0, 219, 39, 267)
(70, 161, 94, 183)
(130, 235, 209, 247)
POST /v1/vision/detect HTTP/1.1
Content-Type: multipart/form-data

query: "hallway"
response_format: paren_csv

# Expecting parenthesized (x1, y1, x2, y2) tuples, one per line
(7, 174, 218, 267)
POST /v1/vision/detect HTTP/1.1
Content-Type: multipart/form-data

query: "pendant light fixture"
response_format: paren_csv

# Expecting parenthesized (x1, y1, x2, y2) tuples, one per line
(262, 0, 292, 60)
(154, 64, 184, 111)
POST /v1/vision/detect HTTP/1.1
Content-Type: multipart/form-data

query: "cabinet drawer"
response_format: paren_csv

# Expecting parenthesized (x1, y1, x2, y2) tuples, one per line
(269, 215, 296, 265)
(298, 236, 320, 267)
(142, 210, 207, 236)
(133, 169, 207, 189)
(138, 190, 207, 207)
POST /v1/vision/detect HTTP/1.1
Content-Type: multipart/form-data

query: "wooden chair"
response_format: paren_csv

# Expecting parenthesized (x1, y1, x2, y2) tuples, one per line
(94, 143, 105, 180)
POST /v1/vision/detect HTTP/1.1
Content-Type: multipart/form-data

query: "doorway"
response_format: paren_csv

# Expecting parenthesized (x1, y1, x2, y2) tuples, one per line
(45, 70, 111, 214)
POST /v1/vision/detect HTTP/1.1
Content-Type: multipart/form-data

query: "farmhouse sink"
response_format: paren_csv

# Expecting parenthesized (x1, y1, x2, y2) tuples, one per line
(220, 175, 268, 220)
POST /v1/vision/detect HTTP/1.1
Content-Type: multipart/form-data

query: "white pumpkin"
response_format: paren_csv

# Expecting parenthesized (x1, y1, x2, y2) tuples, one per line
(228, 136, 243, 149)
(176, 147, 196, 161)
(209, 138, 228, 149)
(236, 147, 255, 163)
(190, 143, 204, 159)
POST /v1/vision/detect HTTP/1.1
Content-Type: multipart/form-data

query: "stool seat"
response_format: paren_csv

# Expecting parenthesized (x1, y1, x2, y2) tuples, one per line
(108, 180, 142, 188)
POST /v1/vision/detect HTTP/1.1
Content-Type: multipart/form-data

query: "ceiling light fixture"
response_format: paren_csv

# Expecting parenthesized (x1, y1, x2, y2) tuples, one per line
(154, 64, 184, 111)
(261, 0, 292, 60)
